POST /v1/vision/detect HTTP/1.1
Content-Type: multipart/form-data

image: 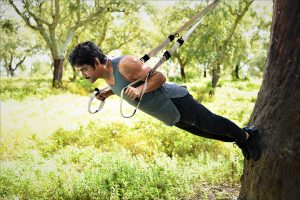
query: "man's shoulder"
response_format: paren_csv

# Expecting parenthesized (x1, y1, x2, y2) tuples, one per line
(119, 55, 140, 67)
(118, 55, 143, 72)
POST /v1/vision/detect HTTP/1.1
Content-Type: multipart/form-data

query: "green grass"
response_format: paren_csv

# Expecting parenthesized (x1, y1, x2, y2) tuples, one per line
(0, 76, 107, 101)
(0, 77, 261, 199)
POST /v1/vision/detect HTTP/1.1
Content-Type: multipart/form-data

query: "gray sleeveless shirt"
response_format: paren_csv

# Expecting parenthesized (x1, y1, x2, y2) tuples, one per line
(110, 56, 188, 126)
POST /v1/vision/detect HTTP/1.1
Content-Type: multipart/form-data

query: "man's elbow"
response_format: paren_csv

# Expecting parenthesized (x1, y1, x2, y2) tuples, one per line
(160, 73, 166, 84)
(150, 71, 166, 84)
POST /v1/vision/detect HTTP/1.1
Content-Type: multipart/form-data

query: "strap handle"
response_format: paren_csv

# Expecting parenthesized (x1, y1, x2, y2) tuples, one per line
(88, 86, 110, 114)
(120, 71, 150, 118)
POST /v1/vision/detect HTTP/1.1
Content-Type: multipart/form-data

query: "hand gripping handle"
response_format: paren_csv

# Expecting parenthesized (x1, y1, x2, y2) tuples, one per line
(88, 88, 105, 114)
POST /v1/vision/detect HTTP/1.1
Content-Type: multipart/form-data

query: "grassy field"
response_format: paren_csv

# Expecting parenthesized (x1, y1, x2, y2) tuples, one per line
(0, 77, 261, 199)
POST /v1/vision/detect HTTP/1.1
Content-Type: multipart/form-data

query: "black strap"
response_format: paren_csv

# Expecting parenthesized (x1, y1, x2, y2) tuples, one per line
(140, 54, 150, 63)
(163, 51, 171, 60)
(177, 37, 184, 46)
(94, 88, 100, 96)
(168, 34, 176, 41)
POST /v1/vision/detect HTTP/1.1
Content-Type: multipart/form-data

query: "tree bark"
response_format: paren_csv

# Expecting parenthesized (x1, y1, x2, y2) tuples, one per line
(5, 54, 26, 77)
(174, 53, 187, 82)
(9, 68, 14, 77)
(239, 0, 300, 199)
(8, 54, 14, 77)
(203, 62, 209, 78)
(211, 64, 220, 88)
(52, 58, 64, 87)
(234, 64, 240, 79)
(180, 65, 186, 82)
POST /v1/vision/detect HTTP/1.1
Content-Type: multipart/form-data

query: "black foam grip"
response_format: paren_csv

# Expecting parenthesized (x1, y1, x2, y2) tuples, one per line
(168, 34, 175, 41)
(163, 51, 171, 60)
(94, 88, 100, 96)
(140, 54, 150, 62)
(177, 37, 184, 46)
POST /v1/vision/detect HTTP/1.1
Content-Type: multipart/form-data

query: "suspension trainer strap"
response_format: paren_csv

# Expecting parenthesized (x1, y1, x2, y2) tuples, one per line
(89, 0, 221, 116)
(120, 0, 221, 118)
(140, 0, 221, 62)
(88, 86, 110, 113)
(120, 71, 150, 118)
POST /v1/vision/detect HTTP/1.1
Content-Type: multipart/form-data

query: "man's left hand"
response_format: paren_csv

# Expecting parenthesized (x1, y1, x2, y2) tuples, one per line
(124, 86, 142, 100)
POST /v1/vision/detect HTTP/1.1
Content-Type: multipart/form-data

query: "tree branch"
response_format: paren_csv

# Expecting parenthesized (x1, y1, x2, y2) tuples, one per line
(23, 0, 51, 26)
(113, 34, 140, 51)
(76, 0, 81, 21)
(73, 7, 105, 29)
(61, 27, 76, 54)
(224, 2, 235, 16)
(73, 7, 125, 30)
(50, 0, 60, 29)
(98, 20, 109, 46)
(8, 0, 39, 30)
(13, 56, 26, 70)
(219, 0, 254, 63)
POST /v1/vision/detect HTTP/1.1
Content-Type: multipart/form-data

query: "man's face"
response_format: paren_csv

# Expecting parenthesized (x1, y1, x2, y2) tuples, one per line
(77, 65, 100, 83)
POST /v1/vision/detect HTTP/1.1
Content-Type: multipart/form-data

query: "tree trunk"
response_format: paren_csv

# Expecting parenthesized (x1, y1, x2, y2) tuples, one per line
(204, 62, 209, 78)
(239, 0, 300, 199)
(211, 65, 220, 88)
(7, 55, 26, 77)
(175, 54, 187, 82)
(234, 64, 240, 79)
(8, 54, 14, 77)
(8, 68, 14, 77)
(52, 58, 64, 88)
(180, 66, 186, 82)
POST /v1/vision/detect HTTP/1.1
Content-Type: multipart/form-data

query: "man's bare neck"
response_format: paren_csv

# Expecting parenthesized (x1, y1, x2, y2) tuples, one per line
(104, 60, 115, 86)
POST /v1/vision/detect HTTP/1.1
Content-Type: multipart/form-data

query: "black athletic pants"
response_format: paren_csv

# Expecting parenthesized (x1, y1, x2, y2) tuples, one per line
(171, 94, 247, 143)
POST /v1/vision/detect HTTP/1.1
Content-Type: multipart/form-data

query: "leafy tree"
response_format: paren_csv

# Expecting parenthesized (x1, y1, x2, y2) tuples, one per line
(8, 0, 145, 87)
(151, 0, 256, 85)
(151, 2, 198, 82)
(209, 0, 254, 88)
(222, 2, 272, 80)
(0, 19, 38, 77)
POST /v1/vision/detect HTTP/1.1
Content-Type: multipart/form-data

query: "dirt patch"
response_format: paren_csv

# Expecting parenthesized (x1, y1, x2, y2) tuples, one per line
(191, 183, 240, 200)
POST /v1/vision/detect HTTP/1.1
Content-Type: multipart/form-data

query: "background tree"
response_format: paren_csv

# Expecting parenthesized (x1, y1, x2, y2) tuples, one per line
(8, 0, 144, 87)
(151, 0, 261, 85)
(210, 0, 254, 88)
(228, 2, 272, 80)
(153, 2, 204, 82)
(239, 0, 300, 199)
(0, 19, 38, 77)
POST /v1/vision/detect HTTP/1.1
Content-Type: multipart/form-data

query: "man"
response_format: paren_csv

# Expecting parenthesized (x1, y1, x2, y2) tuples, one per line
(69, 41, 261, 161)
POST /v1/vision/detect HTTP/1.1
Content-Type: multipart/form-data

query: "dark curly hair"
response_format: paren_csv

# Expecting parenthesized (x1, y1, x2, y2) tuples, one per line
(68, 41, 107, 68)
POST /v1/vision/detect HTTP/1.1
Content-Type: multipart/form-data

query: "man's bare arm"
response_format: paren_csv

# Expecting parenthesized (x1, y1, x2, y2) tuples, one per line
(119, 55, 166, 100)
(96, 89, 115, 101)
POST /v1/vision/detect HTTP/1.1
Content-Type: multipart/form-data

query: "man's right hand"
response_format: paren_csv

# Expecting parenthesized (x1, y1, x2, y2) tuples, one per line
(96, 93, 106, 101)
(96, 89, 114, 101)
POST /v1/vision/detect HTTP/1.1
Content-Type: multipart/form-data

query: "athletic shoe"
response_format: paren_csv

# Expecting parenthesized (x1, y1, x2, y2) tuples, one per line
(235, 141, 250, 160)
(243, 126, 261, 161)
